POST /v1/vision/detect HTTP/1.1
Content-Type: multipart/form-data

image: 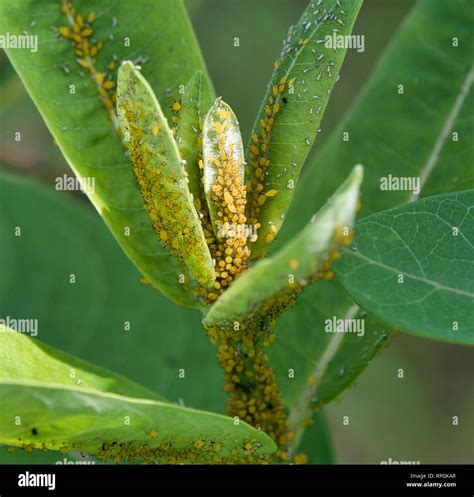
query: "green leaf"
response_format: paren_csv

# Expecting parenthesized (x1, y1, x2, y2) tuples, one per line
(0, 326, 161, 401)
(176, 70, 214, 205)
(274, 298, 390, 439)
(202, 98, 246, 239)
(204, 165, 363, 328)
(0, 170, 225, 462)
(117, 61, 215, 290)
(265, 0, 474, 431)
(0, 331, 276, 462)
(335, 190, 474, 345)
(246, 0, 363, 258)
(0, 0, 214, 307)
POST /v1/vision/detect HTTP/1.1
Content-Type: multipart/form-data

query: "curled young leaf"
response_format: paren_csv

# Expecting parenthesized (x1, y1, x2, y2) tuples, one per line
(202, 98, 246, 236)
(204, 165, 363, 329)
(201, 98, 251, 299)
(246, 0, 363, 258)
(175, 70, 215, 207)
(117, 61, 215, 289)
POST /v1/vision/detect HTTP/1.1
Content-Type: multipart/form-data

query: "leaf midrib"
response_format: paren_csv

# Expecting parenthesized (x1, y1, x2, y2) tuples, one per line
(410, 65, 474, 202)
(340, 248, 474, 299)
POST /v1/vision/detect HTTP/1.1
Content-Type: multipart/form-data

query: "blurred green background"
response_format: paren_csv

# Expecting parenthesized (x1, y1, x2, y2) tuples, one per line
(0, 0, 472, 464)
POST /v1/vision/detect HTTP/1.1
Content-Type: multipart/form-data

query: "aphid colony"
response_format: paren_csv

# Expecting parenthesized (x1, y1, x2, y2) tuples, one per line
(247, 75, 290, 247)
(57, 1, 118, 123)
(201, 102, 251, 300)
(8, 436, 267, 465)
(50, 0, 359, 465)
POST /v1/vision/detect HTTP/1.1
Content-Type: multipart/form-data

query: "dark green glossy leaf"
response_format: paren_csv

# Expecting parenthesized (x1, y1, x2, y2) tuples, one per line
(335, 190, 474, 345)
(266, 0, 474, 434)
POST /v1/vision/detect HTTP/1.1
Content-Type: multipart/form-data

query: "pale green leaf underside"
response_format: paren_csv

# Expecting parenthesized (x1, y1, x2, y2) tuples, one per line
(117, 62, 215, 289)
(0, 328, 162, 401)
(247, 0, 363, 258)
(0, 331, 275, 461)
(0, 0, 213, 307)
(335, 190, 474, 345)
(267, 0, 474, 416)
(176, 70, 215, 204)
(205, 165, 363, 327)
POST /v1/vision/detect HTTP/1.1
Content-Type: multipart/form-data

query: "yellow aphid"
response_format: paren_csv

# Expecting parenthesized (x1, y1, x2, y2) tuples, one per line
(171, 102, 182, 111)
(214, 121, 223, 134)
(103, 79, 115, 90)
(218, 108, 229, 120)
(7, 447, 16, 453)
(266, 232, 275, 244)
(273, 103, 280, 114)
(87, 12, 96, 23)
(265, 189, 278, 197)
(258, 195, 267, 206)
(289, 259, 299, 269)
(81, 28, 93, 37)
(58, 26, 70, 38)
(272, 85, 278, 96)
(224, 190, 233, 206)
(294, 453, 308, 465)
(159, 230, 169, 242)
(194, 439, 205, 449)
(76, 15, 84, 27)
(307, 375, 317, 385)
(273, 59, 279, 69)
(147, 430, 158, 438)
(151, 122, 160, 136)
(172, 238, 180, 249)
